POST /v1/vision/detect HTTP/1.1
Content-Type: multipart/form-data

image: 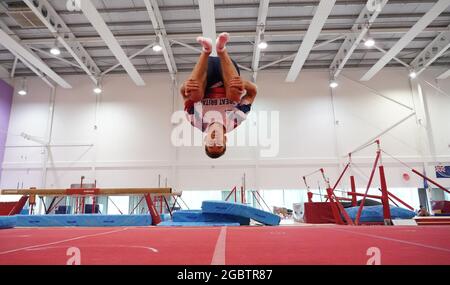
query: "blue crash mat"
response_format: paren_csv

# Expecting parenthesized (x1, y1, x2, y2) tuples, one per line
(0, 216, 17, 229)
(202, 201, 280, 226)
(16, 214, 152, 227)
(172, 210, 250, 225)
(157, 221, 240, 227)
(345, 205, 416, 222)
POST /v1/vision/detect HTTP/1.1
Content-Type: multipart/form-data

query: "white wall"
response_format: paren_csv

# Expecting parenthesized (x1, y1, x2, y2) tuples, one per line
(1, 67, 450, 203)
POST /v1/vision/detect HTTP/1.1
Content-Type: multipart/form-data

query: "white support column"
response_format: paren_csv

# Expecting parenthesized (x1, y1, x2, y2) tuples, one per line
(411, 26, 450, 76)
(80, 0, 145, 86)
(24, 0, 101, 85)
(409, 79, 436, 213)
(286, 0, 336, 82)
(198, 0, 217, 56)
(330, 0, 387, 78)
(144, 0, 177, 79)
(361, 0, 450, 81)
(251, 0, 270, 82)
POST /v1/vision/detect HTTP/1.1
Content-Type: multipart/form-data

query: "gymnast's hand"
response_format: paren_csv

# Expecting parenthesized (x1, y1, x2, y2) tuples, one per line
(185, 79, 202, 101)
(229, 76, 244, 93)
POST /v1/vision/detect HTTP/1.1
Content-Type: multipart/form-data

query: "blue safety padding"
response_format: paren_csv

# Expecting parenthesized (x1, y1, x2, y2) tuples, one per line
(16, 214, 152, 227)
(157, 221, 240, 227)
(0, 216, 17, 229)
(173, 210, 250, 225)
(160, 213, 172, 221)
(345, 205, 416, 222)
(202, 201, 281, 226)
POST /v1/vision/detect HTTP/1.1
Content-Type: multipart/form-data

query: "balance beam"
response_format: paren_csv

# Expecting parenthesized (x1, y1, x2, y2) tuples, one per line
(0, 188, 177, 196)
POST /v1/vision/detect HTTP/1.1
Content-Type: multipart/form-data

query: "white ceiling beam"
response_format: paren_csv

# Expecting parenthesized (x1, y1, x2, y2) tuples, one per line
(437, 69, 450, 79)
(24, 0, 100, 85)
(29, 46, 83, 69)
(198, 0, 217, 56)
(0, 28, 70, 88)
(259, 35, 344, 71)
(411, 25, 450, 76)
(18, 27, 448, 45)
(143, 0, 177, 79)
(330, 0, 387, 78)
(0, 7, 53, 86)
(0, 20, 54, 87)
(251, 0, 270, 82)
(361, 0, 450, 81)
(80, 0, 145, 86)
(286, 0, 336, 82)
(169, 40, 252, 72)
(10, 57, 18, 78)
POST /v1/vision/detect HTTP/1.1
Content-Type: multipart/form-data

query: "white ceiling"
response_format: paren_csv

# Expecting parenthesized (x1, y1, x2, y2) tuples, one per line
(0, 0, 448, 78)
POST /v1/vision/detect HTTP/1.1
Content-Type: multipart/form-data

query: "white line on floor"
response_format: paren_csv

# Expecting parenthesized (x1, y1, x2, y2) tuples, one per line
(211, 227, 227, 265)
(0, 227, 129, 256)
(331, 228, 450, 253)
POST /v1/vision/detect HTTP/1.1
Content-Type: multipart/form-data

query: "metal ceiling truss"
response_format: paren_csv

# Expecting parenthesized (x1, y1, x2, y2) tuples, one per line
(410, 27, 450, 76)
(143, 0, 177, 79)
(24, 0, 101, 85)
(80, 0, 145, 86)
(0, 18, 64, 88)
(330, 0, 388, 79)
(361, 0, 450, 81)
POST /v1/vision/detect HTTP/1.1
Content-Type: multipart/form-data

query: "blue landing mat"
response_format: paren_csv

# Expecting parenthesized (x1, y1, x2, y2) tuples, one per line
(16, 214, 152, 227)
(345, 205, 416, 222)
(0, 216, 17, 229)
(172, 210, 250, 225)
(202, 201, 280, 226)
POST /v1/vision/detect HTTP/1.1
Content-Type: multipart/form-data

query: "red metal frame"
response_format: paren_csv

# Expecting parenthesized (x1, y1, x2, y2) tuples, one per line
(355, 150, 381, 225)
(379, 165, 392, 224)
(412, 169, 450, 195)
(225, 186, 237, 202)
(144, 194, 161, 225)
(350, 176, 357, 206)
(8, 195, 29, 215)
(302, 140, 420, 226)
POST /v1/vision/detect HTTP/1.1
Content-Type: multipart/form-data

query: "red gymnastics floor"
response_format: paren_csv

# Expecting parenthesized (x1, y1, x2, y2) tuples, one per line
(0, 225, 449, 265)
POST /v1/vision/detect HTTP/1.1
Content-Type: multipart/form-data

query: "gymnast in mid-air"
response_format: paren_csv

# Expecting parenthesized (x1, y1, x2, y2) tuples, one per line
(181, 32, 258, 159)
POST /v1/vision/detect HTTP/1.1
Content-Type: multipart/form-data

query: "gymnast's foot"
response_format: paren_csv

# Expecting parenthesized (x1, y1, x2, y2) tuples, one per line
(216, 32, 230, 53)
(196, 36, 212, 53)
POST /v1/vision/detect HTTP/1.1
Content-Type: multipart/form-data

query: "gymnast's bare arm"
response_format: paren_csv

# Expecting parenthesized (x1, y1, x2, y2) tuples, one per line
(180, 79, 203, 103)
(240, 80, 257, 105)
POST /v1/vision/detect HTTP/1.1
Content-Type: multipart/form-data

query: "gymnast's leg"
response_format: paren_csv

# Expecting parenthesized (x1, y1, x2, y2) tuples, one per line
(216, 32, 244, 103)
(180, 37, 212, 102)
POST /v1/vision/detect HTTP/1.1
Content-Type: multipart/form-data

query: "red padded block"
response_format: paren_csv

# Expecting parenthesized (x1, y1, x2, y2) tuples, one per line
(432, 201, 450, 214)
(0, 202, 16, 215)
(303, 202, 336, 224)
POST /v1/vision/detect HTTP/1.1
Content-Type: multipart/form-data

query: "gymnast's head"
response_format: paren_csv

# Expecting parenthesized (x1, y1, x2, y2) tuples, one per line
(205, 122, 227, 159)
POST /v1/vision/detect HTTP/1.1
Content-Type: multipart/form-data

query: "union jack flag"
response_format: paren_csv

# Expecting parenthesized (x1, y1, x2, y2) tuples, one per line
(435, 165, 450, 178)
